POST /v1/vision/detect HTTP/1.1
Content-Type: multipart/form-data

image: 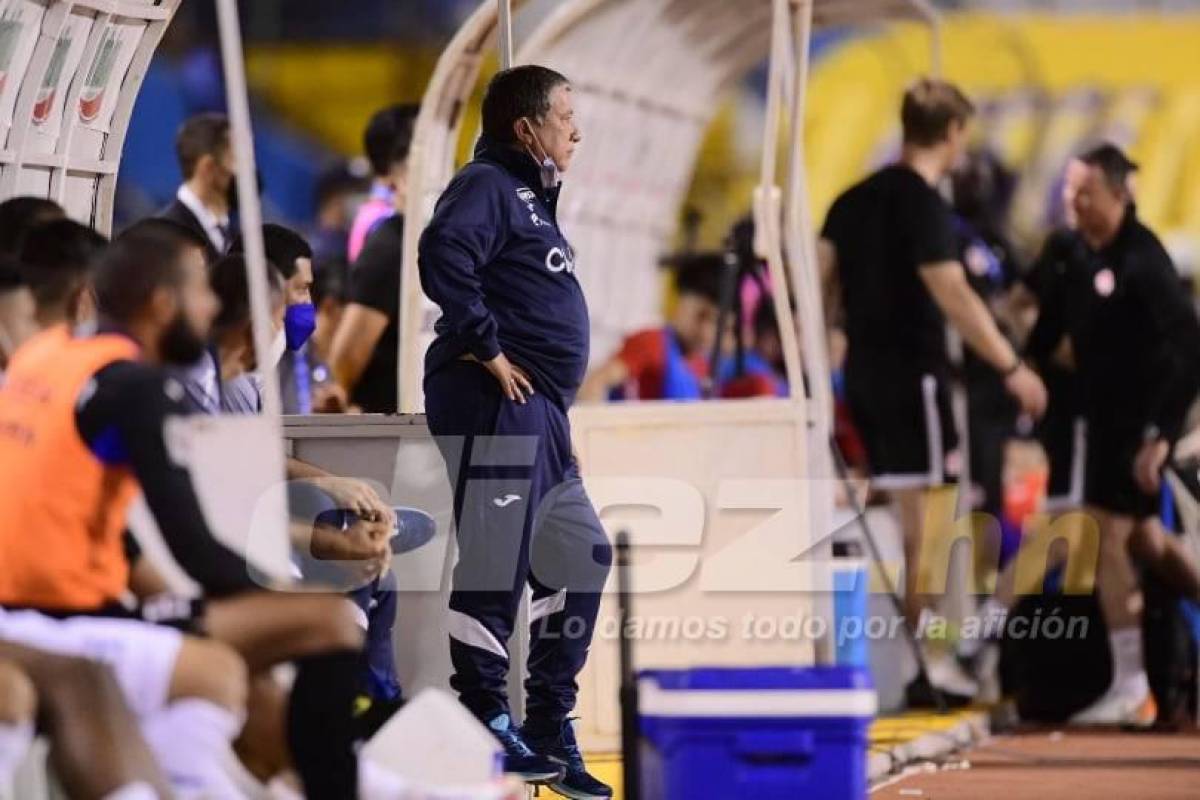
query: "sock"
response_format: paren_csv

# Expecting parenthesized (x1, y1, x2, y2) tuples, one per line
(141, 699, 246, 799)
(287, 652, 359, 800)
(957, 597, 1006, 659)
(0, 721, 33, 783)
(1108, 627, 1146, 689)
(102, 783, 159, 800)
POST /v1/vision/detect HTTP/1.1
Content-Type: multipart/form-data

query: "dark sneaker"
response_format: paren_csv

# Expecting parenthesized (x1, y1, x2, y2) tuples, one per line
(523, 718, 613, 800)
(391, 506, 437, 554)
(486, 713, 564, 784)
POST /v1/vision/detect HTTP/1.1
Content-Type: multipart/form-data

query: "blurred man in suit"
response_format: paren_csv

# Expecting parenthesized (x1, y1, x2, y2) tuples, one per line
(158, 113, 234, 261)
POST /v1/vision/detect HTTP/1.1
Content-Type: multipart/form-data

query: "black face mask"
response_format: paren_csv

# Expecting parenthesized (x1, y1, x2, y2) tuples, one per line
(159, 312, 208, 366)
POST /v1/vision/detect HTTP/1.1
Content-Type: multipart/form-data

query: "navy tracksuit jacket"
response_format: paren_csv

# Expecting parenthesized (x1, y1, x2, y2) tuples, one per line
(419, 137, 612, 724)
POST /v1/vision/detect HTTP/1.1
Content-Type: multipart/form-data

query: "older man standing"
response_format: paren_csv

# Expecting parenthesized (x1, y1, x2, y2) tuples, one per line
(419, 65, 612, 799)
(1027, 143, 1200, 725)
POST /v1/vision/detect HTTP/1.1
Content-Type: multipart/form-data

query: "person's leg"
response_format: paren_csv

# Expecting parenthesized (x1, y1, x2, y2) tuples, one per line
(443, 444, 534, 724)
(351, 573, 406, 741)
(138, 634, 249, 799)
(0, 659, 35, 785)
(1094, 508, 1140, 630)
(360, 572, 404, 704)
(971, 508, 1095, 633)
(426, 363, 564, 784)
(1129, 516, 1200, 602)
(426, 363, 533, 723)
(523, 461, 615, 799)
(894, 487, 930, 629)
(235, 674, 290, 782)
(1, 611, 248, 797)
(0, 641, 170, 800)
(524, 469, 612, 726)
(204, 591, 365, 798)
(1072, 507, 1155, 724)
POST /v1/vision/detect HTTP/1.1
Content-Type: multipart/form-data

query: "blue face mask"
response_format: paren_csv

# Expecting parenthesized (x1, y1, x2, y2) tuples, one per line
(284, 302, 316, 351)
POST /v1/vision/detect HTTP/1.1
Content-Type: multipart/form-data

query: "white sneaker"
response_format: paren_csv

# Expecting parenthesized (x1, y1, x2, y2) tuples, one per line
(926, 652, 980, 698)
(1070, 673, 1157, 727)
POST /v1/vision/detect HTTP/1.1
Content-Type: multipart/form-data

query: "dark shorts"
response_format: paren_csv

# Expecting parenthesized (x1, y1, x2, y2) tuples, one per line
(1084, 420, 1159, 519)
(845, 359, 960, 489)
(1035, 365, 1086, 509)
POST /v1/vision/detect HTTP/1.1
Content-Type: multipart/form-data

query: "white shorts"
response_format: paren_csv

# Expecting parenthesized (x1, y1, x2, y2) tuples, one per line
(0, 609, 182, 718)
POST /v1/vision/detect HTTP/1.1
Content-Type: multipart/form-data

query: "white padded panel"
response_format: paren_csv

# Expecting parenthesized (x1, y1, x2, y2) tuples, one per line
(0, 0, 178, 234)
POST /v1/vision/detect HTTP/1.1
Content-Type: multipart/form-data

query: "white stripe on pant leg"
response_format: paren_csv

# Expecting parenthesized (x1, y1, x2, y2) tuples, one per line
(921, 374, 944, 486)
(529, 590, 567, 624)
(447, 610, 508, 660)
(872, 473, 939, 491)
(1068, 417, 1087, 507)
(1044, 418, 1088, 512)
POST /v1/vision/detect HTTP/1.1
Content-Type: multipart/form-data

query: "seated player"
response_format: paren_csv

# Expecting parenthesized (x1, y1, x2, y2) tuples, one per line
(0, 222, 369, 797)
(1, 226, 252, 798)
(306, 256, 351, 411)
(229, 224, 319, 413)
(0, 196, 64, 256)
(204, 252, 406, 729)
(17, 218, 106, 332)
(579, 253, 722, 402)
(0, 257, 38, 375)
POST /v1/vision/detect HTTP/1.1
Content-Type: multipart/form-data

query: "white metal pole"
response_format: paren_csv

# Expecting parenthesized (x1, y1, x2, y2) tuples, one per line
(783, 0, 837, 664)
(498, 0, 514, 69)
(214, 0, 282, 419)
(754, 0, 805, 404)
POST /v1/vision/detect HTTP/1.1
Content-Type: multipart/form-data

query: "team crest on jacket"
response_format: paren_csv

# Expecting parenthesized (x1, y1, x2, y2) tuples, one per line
(516, 187, 537, 206)
(1094, 267, 1115, 298)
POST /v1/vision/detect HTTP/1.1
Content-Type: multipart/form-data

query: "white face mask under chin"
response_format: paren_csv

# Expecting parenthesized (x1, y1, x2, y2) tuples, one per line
(534, 152, 559, 190)
(522, 120, 561, 190)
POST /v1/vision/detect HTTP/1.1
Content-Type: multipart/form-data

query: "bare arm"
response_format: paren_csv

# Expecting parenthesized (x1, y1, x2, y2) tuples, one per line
(920, 261, 1018, 372)
(577, 358, 630, 404)
(817, 237, 841, 330)
(127, 557, 172, 598)
(328, 303, 389, 395)
(921, 261, 1047, 418)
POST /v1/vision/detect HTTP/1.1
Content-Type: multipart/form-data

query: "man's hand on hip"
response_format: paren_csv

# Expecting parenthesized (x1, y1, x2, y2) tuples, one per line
(484, 353, 535, 404)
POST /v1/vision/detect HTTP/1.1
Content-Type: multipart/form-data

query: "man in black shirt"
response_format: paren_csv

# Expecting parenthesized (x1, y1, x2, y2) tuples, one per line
(1026, 143, 1200, 725)
(330, 105, 418, 414)
(334, 214, 405, 412)
(820, 79, 1047, 706)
